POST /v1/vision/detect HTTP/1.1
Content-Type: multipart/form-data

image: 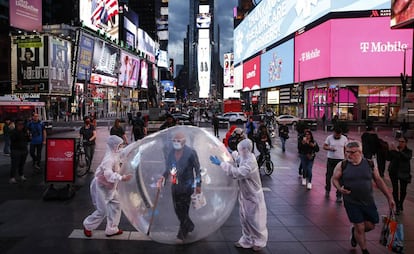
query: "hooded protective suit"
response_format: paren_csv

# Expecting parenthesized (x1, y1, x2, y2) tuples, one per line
(83, 135, 125, 235)
(220, 139, 268, 249)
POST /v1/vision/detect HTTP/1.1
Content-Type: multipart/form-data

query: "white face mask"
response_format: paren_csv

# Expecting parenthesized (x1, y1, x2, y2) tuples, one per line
(173, 141, 182, 150)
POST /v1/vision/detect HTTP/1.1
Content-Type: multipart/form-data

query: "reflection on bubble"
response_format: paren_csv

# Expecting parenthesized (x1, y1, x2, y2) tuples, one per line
(118, 125, 238, 244)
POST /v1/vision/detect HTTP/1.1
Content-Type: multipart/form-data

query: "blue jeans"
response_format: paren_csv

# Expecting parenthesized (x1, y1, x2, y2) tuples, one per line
(300, 154, 314, 182)
(280, 137, 287, 151)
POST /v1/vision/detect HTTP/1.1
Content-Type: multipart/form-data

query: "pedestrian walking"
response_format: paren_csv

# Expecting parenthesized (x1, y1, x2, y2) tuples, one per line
(110, 118, 128, 145)
(80, 116, 97, 172)
(9, 119, 30, 183)
(3, 118, 12, 155)
(323, 127, 348, 202)
(210, 138, 268, 251)
(298, 130, 319, 190)
(278, 122, 289, 152)
(212, 113, 220, 138)
(331, 141, 395, 254)
(361, 126, 379, 159)
(27, 113, 46, 173)
(245, 116, 257, 152)
(83, 135, 133, 237)
(387, 137, 412, 214)
(132, 112, 146, 141)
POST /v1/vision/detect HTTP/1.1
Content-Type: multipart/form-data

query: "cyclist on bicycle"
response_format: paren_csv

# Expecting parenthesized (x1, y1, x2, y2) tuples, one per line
(80, 116, 97, 172)
(255, 124, 273, 167)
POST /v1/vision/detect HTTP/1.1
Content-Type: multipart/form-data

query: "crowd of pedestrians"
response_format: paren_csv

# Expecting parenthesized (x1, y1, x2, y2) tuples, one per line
(1, 111, 412, 253)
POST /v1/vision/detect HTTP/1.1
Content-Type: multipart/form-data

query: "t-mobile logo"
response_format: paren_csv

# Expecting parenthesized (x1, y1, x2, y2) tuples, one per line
(360, 41, 409, 53)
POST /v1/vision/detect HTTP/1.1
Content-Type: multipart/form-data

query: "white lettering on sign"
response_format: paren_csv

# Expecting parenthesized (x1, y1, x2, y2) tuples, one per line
(246, 64, 257, 79)
(360, 41, 409, 53)
(300, 48, 321, 62)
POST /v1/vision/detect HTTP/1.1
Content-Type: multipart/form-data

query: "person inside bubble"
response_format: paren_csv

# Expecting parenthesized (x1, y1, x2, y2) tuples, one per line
(157, 131, 202, 242)
(83, 135, 133, 238)
(210, 138, 268, 252)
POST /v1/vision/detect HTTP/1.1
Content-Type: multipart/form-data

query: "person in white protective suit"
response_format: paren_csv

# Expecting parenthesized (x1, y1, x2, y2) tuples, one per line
(210, 138, 268, 251)
(83, 135, 133, 237)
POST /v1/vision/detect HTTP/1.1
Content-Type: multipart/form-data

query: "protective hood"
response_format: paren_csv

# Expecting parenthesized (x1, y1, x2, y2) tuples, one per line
(237, 139, 252, 159)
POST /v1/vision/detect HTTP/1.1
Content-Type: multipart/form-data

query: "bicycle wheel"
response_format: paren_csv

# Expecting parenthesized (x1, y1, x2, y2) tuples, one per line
(76, 152, 89, 177)
(264, 160, 274, 176)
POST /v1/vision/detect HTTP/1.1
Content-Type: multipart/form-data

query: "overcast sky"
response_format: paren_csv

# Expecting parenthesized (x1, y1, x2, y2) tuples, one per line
(168, 0, 235, 67)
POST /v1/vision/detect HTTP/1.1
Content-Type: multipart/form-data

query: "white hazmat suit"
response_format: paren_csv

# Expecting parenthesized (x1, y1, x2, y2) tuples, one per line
(219, 139, 268, 249)
(83, 135, 131, 236)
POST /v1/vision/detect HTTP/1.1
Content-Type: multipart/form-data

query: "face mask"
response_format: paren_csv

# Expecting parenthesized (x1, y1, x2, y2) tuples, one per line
(85, 120, 91, 125)
(173, 142, 182, 150)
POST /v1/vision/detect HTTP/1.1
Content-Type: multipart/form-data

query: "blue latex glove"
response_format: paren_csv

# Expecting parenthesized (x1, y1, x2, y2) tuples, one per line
(210, 155, 221, 166)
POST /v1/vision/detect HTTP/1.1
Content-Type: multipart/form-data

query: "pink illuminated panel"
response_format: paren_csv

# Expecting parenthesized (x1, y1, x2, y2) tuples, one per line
(295, 17, 413, 82)
(294, 21, 331, 82)
(243, 55, 260, 91)
(331, 17, 412, 77)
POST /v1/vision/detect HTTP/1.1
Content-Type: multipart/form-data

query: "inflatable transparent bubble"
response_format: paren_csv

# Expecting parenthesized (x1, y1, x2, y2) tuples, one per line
(118, 125, 238, 244)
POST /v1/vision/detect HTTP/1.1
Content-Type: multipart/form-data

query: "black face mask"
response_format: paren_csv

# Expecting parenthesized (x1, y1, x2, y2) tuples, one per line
(333, 135, 341, 140)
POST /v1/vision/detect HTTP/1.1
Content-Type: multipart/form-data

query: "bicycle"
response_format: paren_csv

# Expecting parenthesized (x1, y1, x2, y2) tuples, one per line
(76, 139, 90, 177)
(256, 143, 274, 176)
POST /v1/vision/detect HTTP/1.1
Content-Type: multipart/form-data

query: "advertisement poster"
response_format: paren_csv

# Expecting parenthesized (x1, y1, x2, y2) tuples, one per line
(77, 32, 95, 81)
(119, 51, 140, 88)
(14, 35, 49, 93)
(9, 0, 42, 32)
(46, 138, 75, 182)
(79, 0, 119, 41)
(49, 37, 72, 95)
(243, 55, 261, 91)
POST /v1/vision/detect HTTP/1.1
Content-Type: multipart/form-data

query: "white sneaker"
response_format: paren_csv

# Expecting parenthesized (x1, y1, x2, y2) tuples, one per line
(20, 175, 27, 181)
(301, 178, 306, 186)
(307, 182, 312, 190)
(9, 178, 17, 184)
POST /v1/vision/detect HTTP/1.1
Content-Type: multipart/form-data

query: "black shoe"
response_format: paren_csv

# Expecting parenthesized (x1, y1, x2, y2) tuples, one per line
(362, 249, 370, 254)
(350, 226, 357, 247)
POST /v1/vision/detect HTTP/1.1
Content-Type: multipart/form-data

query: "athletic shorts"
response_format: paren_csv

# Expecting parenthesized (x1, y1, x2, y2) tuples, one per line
(344, 202, 379, 224)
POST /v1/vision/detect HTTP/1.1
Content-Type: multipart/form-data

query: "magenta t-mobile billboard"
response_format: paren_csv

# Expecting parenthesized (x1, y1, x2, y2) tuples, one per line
(295, 16, 413, 82)
(10, 0, 42, 32)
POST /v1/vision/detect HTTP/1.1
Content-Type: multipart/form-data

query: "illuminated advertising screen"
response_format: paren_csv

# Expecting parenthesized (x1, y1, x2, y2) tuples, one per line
(46, 138, 75, 183)
(161, 80, 174, 92)
(79, 0, 119, 41)
(260, 39, 294, 88)
(234, 64, 243, 91)
(119, 51, 140, 88)
(243, 56, 260, 91)
(91, 39, 119, 86)
(295, 16, 413, 82)
(157, 50, 169, 68)
(121, 5, 138, 48)
(140, 60, 148, 89)
(234, 0, 392, 64)
(137, 28, 156, 62)
(13, 35, 49, 93)
(49, 37, 72, 95)
(223, 53, 234, 87)
(198, 33, 211, 98)
(391, 0, 414, 28)
(76, 32, 95, 81)
(9, 0, 42, 32)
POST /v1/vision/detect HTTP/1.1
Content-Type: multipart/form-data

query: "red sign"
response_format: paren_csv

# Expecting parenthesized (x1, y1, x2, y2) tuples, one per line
(242, 55, 261, 91)
(46, 138, 76, 182)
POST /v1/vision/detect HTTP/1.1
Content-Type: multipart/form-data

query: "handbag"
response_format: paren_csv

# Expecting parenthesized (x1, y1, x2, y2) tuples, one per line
(380, 210, 404, 253)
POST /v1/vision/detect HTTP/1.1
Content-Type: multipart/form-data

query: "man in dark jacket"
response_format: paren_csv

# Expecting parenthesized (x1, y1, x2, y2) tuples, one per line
(9, 119, 30, 183)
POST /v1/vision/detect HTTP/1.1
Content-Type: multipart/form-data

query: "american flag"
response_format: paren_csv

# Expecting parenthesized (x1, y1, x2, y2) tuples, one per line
(91, 0, 118, 28)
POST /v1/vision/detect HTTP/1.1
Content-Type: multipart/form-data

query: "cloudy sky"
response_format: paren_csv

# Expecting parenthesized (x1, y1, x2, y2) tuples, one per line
(168, 0, 236, 67)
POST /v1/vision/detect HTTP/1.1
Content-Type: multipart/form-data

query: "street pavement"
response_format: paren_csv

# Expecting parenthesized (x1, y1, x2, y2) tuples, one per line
(0, 122, 413, 254)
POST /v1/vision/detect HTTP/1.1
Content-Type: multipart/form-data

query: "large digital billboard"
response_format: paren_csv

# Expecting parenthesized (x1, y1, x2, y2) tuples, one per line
(121, 4, 138, 48)
(119, 51, 140, 88)
(234, 0, 392, 64)
(198, 30, 211, 98)
(13, 35, 49, 93)
(49, 37, 72, 95)
(243, 55, 260, 91)
(91, 39, 119, 86)
(391, 0, 414, 28)
(76, 32, 95, 81)
(295, 16, 413, 82)
(223, 53, 234, 87)
(79, 0, 119, 41)
(10, 0, 42, 32)
(260, 39, 294, 89)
